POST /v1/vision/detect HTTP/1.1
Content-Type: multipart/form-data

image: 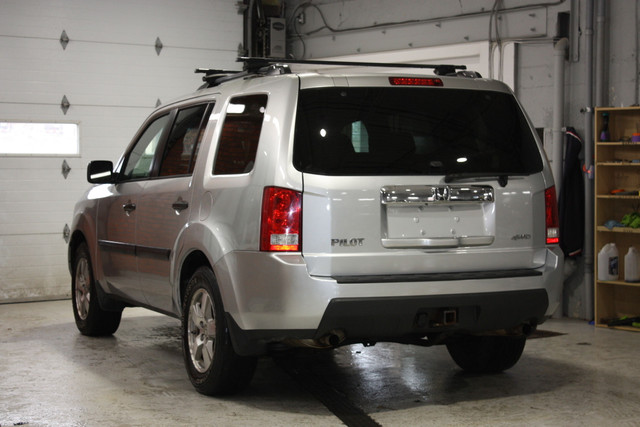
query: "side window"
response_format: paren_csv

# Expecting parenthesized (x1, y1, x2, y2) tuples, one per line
(213, 94, 268, 175)
(158, 104, 211, 177)
(122, 114, 170, 180)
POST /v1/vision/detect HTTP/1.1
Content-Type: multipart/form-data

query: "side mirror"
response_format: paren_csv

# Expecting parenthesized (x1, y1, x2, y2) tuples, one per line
(87, 160, 115, 184)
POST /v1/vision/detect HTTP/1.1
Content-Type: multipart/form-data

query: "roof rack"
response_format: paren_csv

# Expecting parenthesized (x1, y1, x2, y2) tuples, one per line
(195, 61, 294, 88)
(195, 57, 475, 89)
(238, 56, 468, 76)
(195, 67, 244, 88)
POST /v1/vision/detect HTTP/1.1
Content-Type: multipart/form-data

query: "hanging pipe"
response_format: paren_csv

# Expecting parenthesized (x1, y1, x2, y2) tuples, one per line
(246, 0, 255, 56)
(552, 38, 569, 194)
(583, 0, 595, 321)
(595, 0, 606, 107)
(551, 37, 568, 319)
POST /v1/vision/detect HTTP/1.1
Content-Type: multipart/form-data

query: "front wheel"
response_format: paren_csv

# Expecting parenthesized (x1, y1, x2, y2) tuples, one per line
(446, 335, 527, 373)
(181, 267, 257, 395)
(71, 242, 122, 336)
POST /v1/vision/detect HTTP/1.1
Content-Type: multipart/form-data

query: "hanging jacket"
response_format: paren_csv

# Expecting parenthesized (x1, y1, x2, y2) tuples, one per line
(558, 127, 585, 257)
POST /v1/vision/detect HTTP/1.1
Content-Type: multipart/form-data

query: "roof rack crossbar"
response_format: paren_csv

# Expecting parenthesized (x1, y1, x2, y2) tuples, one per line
(238, 57, 467, 76)
(196, 56, 471, 89)
(194, 68, 244, 87)
(194, 68, 241, 75)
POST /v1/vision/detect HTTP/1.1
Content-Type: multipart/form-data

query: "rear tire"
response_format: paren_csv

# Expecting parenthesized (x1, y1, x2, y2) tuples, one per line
(71, 242, 122, 336)
(446, 335, 526, 373)
(181, 266, 257, 395)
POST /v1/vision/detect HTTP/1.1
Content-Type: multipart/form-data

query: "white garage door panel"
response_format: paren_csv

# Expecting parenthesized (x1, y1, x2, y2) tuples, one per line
(71, 107, 152, 161)
(0, 0, 241, 51)
(0, 235, 68, 301)
(0, 220, 69, 237)
(0, 0, 242, 302)
(0, 155, 88, 303)
(0, 157, 81, 235)
(0, 39, 231, 109)
(0, 211, 72, 236)
(0, 236, 63, 262)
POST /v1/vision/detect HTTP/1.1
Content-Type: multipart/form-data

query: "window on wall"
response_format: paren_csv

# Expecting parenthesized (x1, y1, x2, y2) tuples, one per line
(0, 122, 79, 155)
(213, 95, 268, 175)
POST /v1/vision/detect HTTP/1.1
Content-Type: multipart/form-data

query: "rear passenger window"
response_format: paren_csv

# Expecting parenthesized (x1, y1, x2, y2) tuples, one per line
(158, 104, 211, 177)
(213, 95, 267, 175)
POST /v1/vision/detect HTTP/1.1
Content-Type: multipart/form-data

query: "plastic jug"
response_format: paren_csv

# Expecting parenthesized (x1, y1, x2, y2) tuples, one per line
(597, 243, 619, 281)
(624, 246, 640, 282)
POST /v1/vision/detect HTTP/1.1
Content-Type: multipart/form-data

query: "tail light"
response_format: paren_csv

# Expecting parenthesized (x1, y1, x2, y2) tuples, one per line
(261, 187, 302, 251)
(545, 186, 560, 245)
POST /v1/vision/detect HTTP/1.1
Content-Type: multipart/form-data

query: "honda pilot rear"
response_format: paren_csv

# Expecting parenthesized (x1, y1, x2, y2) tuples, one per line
(70, 59, 563, 396)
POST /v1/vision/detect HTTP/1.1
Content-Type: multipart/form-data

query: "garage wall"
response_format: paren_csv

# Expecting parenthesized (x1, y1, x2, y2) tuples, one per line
(0, 0, 242, 302)
(284, 0, 640, 319)
(285, 0, 638, 132)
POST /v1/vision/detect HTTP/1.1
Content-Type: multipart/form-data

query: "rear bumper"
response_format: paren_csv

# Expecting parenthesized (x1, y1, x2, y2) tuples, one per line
(315, 289, 547, 341)
(215, 247, 562, 356)
(227, 289, 548, 356)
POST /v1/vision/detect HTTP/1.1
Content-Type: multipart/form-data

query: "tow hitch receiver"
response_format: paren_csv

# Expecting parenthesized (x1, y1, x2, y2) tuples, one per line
(441, 309, 458, 326)
(415, 308, 459, 329)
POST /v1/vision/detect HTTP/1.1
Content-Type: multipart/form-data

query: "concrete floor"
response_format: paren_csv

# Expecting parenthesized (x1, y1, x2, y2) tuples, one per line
(1, 300, 639, 427)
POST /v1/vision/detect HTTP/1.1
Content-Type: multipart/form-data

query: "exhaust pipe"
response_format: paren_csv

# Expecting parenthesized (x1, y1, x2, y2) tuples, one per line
(283, 329, 346, 349)
(317, 329, 346, 347)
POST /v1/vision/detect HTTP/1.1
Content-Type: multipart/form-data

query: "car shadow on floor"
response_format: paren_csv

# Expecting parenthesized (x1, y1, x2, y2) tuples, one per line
(32, 312, 583, 419)
(270, 338, 582, 415)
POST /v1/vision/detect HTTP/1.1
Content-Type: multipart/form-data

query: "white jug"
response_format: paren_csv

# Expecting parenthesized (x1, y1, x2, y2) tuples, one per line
(624, 246, 640, 282)
(597, 243, 619, 281)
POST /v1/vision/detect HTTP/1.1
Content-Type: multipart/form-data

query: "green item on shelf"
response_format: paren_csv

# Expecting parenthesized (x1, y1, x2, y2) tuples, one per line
(632, 322, 640, 328)
(621, 212, 640, 228)
(607, 315, 640, 327)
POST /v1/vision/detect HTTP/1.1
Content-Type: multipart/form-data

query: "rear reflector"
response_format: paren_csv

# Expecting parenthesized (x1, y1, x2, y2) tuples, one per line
(261, 187, 302, 251)
(389, 77, 443, 86)
(545, 186, 560, 245)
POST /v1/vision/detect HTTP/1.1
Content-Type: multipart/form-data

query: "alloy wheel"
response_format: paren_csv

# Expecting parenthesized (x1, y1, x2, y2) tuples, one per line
(74, 257, 91, 320)
(188, 288, 217, 373)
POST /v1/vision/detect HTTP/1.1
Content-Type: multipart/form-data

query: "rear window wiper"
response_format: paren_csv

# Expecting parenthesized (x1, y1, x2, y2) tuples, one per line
(444, 172, 528, 187)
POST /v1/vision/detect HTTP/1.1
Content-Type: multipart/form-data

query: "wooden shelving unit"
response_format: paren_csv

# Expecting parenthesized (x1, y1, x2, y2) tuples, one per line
(594, 106, 640, 331)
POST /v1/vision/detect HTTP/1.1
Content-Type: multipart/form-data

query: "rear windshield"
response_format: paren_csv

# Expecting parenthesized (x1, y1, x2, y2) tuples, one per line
(293, 87, 543, 176)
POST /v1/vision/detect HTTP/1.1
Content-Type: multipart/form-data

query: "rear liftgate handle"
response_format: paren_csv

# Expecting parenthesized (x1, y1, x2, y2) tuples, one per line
(381, 235, 495, 249)
(380, 185, 495, 249)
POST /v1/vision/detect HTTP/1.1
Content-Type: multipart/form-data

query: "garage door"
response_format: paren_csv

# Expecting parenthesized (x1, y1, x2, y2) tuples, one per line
(0, 0, 242, 302)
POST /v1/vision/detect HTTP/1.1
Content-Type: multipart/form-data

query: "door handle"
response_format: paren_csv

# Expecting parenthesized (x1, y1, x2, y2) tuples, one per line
(123, 201, 136, 215)
(172, 199, 189, 212)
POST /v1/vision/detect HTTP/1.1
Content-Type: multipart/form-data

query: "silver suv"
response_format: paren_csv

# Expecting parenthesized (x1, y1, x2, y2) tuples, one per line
(69, 58, 563, 395)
